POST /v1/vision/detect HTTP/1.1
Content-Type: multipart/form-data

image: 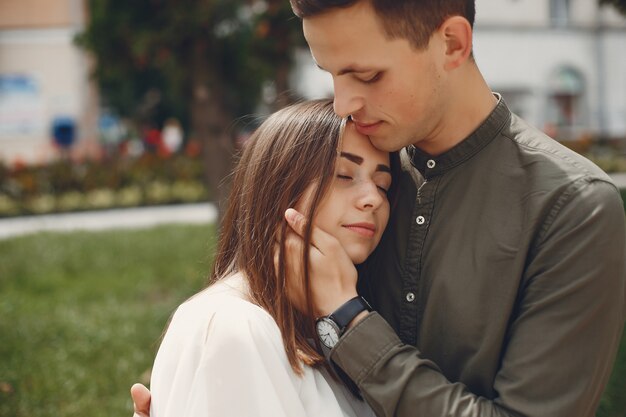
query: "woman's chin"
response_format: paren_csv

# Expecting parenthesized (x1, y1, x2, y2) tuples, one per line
(349, 251, 370, 265)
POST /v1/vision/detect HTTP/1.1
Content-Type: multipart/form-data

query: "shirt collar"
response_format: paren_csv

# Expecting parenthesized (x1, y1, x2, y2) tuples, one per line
(408, 94, 511, 179)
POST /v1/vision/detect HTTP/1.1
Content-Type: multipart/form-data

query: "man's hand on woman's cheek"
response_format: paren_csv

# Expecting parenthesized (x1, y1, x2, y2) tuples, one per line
(284, 208, 358, 316)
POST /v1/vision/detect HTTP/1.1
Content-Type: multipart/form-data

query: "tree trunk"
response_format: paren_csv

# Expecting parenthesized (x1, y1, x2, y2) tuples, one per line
(190, 40, 235, 225)
(273, 60, 292, 110)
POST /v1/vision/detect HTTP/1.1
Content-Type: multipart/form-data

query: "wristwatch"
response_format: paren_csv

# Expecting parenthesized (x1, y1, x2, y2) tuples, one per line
(315, 296, 372, 349)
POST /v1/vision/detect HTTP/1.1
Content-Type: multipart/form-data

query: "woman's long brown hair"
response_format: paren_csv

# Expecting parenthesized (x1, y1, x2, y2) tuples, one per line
(211, 99, 399, 374)
(213, 100, 342, 373)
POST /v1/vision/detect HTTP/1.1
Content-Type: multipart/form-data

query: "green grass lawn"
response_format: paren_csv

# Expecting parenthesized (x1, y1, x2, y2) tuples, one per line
(0, 224, 625, 416)
(0, 225, 216, 417)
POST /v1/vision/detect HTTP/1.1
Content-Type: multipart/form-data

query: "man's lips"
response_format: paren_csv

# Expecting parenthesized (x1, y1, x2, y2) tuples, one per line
(353, 120, 382, 136)
(343, 222, 377, 238)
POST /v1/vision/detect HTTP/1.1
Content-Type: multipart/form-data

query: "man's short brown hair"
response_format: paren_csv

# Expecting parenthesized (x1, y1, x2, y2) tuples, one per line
(290, 0, 475, 50)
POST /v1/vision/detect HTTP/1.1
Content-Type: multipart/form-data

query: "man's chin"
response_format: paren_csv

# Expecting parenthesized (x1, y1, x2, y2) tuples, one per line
(369, 135, 403, 153)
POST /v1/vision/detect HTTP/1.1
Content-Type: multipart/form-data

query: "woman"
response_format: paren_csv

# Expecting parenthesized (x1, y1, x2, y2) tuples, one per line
(149, 99, 399, 417)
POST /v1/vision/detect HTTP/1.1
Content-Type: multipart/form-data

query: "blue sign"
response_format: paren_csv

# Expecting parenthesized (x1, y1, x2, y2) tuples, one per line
(52, 117, 76, 148)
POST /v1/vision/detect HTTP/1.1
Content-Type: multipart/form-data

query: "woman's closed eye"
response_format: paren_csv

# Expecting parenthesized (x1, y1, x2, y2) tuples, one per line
(337, 173, 390, 194)
(375, 174, 392, 195)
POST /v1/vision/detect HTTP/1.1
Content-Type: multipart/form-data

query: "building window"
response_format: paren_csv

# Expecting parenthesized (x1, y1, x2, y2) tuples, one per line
(550, 0, 570, 26)
(545, 66, 585, 140)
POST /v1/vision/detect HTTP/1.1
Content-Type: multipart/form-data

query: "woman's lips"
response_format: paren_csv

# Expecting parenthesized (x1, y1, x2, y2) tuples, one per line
(343, 223, 376, 238)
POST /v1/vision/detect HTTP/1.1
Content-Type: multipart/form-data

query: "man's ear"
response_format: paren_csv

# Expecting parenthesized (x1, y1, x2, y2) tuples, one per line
(440, 16, 473, 71)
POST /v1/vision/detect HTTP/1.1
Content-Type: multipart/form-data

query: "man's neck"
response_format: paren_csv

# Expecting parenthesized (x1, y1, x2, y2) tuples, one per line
(414, 65, 498, 156)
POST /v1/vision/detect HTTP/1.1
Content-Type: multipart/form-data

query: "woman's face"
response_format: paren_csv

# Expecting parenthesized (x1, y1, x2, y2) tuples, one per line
(297, 122, 392, 265)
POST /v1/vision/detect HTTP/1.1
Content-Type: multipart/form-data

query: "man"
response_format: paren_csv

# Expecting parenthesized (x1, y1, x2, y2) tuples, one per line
(133, 1, 626, 415)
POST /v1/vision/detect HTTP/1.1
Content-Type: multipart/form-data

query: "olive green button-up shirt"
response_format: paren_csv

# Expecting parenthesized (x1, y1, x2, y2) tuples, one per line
(332, 98, 626, 417)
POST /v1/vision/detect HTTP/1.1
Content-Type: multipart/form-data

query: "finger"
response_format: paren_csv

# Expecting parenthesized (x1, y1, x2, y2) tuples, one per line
(273, 241, 281, 276)
(284, 208, 307, 238)
(284, 228, 327, 268)
(284, 227, 304, 249)
(285, 208, 337, 255)
(130, 383, 151, 417)
(280, 230, 308, 311)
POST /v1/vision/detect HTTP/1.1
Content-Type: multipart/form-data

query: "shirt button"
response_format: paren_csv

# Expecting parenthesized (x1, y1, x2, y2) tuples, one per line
(416, 216, 425, 225)
(427, 159, 436, 169)
(406, 292, 416, 302)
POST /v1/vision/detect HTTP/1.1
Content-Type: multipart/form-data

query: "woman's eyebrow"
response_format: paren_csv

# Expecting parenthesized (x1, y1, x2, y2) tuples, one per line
(376, 164, 391, 173)
(340, 152, 391, 173)
(340, 151, 363, 165)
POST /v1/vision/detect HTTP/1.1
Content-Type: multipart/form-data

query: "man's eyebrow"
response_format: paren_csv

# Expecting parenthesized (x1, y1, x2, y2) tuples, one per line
(340, 152, 391, 173)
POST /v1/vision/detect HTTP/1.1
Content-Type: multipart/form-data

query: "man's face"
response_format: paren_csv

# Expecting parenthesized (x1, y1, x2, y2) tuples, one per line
(303, 1, 449, 153)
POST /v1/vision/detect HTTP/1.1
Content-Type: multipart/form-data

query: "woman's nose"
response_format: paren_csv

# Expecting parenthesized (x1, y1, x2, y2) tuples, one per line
(357, 181, 384, 210)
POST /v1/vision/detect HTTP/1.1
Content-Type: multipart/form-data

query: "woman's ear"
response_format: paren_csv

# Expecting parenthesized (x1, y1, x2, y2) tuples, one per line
(440, 16, 473, 71)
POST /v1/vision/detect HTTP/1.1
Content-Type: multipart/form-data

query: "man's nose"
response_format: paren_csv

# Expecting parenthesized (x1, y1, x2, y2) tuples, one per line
(332, 78, 363, 118)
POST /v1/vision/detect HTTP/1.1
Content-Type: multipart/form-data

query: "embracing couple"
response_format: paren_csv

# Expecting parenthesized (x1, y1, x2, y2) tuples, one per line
(131, 1, 626, 416)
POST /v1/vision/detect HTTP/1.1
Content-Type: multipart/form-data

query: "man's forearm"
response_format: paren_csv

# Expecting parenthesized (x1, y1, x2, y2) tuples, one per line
(332, 313, 519, 417)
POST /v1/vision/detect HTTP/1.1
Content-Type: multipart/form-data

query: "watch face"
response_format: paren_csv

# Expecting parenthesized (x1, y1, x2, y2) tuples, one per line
(316, 318, 340, 349)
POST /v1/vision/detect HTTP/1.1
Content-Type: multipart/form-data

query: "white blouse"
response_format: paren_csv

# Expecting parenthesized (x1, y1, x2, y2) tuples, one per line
(150, 274, 375, 417)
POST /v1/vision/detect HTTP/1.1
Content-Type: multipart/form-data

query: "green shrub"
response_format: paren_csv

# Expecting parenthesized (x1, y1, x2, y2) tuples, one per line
(0, 154, 210, 217)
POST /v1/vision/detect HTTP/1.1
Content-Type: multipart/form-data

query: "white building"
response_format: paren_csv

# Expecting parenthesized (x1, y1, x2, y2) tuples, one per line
(2, 0, 624, 165)
(294, 0, 626, 141)
(0, 0, 98, 164)
(475, 0, 626, 141)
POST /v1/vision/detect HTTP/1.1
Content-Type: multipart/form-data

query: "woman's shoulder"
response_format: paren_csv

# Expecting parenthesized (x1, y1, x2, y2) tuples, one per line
(177, 273, 266, 317)
(169, 273, 282, 345)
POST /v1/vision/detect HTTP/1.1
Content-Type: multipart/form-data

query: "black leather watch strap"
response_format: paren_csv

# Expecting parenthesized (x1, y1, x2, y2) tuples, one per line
(329, 296, 372, 331)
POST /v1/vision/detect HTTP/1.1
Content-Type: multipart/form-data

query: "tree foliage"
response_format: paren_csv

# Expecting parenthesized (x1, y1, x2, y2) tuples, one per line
(600, 0, 626, 16)
(77, 0, 303, 125)
(76, 0, 305, 215)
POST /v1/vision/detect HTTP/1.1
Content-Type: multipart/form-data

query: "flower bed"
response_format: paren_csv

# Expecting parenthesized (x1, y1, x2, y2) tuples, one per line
(0, 153, 210, 217)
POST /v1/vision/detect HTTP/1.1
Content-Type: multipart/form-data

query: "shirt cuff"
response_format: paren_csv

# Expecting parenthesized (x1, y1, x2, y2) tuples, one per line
(330, 312, 402, 384)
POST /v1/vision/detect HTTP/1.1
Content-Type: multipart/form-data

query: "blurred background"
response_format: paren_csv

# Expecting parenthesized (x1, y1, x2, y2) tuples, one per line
(0, 0, 625, 416)
(1, 0, 626, 216)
